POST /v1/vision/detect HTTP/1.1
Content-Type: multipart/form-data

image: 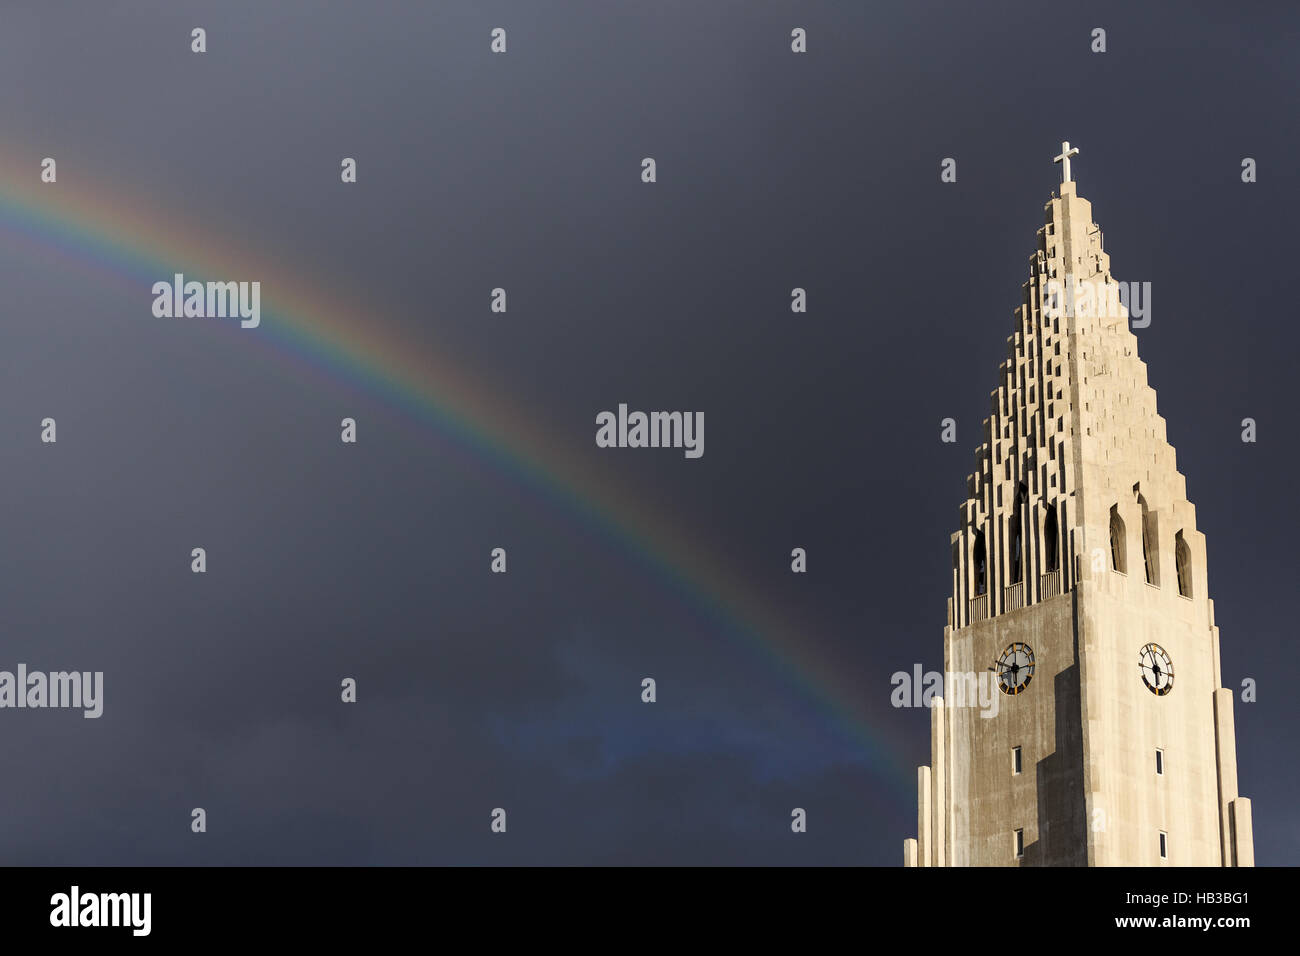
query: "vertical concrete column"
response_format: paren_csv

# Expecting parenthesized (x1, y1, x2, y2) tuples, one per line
(917, 766, 932, 867)
(931, 697, 946, 867)
(903, 838, 918, 867)
(1213, 688, 1239, 865)
(1230, 799, 1254, 867)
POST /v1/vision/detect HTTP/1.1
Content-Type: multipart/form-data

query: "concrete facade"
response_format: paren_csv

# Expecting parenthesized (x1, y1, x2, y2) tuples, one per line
(905, 155, 1253, 866)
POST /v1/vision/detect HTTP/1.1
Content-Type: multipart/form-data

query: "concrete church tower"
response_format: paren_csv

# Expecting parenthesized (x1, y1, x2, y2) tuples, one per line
(904, 144, 1253, 867)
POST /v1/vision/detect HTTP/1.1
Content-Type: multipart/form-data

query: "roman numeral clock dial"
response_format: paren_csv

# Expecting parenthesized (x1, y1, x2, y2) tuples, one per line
(995, 642, 1035, 695)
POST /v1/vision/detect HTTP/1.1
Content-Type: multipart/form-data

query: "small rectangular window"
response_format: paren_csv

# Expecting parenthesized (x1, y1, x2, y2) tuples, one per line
(1014, 828, 1024, 859)
(1159, 831, 1168, 859)
(1012, 746, 1022, 775)
(1156, 749, 1164, 775)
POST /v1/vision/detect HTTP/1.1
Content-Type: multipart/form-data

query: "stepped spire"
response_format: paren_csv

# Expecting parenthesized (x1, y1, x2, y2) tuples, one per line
(904, 150, 1253, 868)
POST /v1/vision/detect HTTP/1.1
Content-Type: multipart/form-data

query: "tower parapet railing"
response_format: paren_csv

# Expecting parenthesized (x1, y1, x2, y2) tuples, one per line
(1004, 581, 1025, 612)
(1040, 568, 1062, 599)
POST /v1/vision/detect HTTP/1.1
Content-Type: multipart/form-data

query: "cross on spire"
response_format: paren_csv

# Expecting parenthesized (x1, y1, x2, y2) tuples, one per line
(1053, 141, 1080, 184)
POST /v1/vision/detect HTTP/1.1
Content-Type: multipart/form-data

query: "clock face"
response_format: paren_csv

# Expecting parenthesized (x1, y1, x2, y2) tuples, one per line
(996, 642, 1035, 695)
(1139, 643, 1174, 696)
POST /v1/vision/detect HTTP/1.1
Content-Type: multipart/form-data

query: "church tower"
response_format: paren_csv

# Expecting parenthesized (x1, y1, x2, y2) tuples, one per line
(904, 144, 1254, 867)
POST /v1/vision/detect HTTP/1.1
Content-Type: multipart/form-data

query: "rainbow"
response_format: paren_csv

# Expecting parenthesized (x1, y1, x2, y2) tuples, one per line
(0, 149, 914, 802)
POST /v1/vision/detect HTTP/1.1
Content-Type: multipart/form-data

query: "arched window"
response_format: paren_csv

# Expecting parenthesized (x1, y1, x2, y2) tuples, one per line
(973, 530, 987, 596)
(1044, 505, 1060, 573)
(1109, 505, 1126, 573)
(1175, 531, 1192, 597)
(1010, 489, 1024, 584)
(1010, 523, 1023, 582)
(1138, 492, 1157, 585)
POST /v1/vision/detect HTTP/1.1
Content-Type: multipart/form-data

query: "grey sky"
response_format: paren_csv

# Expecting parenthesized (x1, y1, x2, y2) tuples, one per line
(0, 1, 1295, 864)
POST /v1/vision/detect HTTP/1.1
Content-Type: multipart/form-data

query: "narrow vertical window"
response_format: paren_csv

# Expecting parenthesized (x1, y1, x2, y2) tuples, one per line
(1010, 520, 1023, 583)
(1010, 483, 1026, 583)
(1109, 505, 1126, 573)
(1156, 749, 1164, 775)
(1014, 828, 1024, 860)
(1043, 505, 1060, 573)
(1175, 531, 1192, 597)
(1159, 831, 1168, 860)
(1143, 523, 1155, 583)
(1137, 491, 1158, 586)
(1012, 746, 1023, 775)
(973, 530, 987, 596)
